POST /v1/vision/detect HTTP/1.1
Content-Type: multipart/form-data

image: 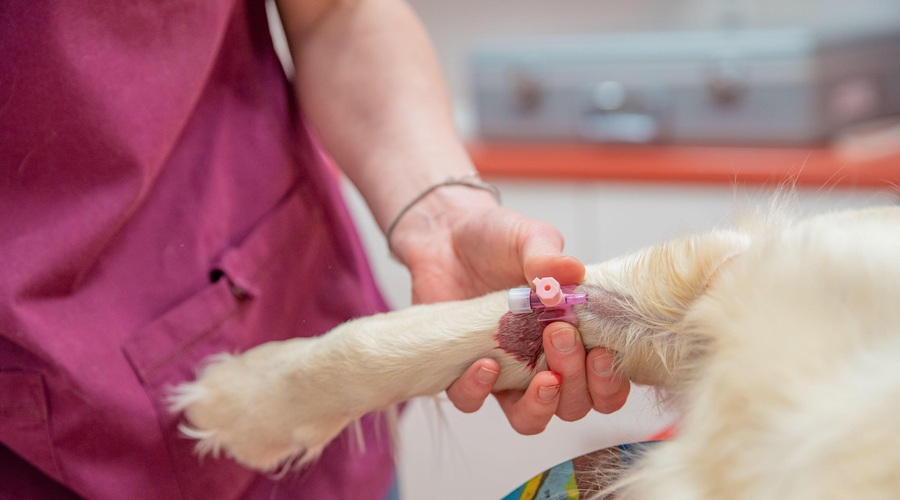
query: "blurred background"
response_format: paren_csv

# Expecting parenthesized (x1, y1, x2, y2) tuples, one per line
(412, 0, 900, 142)
(305, 1, 900, 498)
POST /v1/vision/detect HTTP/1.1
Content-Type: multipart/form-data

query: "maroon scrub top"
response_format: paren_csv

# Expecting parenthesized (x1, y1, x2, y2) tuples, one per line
(0, 1, 394, 498)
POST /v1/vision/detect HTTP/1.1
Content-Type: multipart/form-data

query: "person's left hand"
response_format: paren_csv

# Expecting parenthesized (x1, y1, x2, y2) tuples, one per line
(391, 193, 630, 433)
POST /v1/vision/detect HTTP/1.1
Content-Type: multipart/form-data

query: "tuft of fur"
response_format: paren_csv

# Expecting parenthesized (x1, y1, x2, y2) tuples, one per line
(171, 205, 900, 499)
(610, 206, 900, 499)
(574, 228, 751, 388)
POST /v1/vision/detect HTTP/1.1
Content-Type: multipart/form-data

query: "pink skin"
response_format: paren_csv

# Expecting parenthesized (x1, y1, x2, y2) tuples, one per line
(496, 311, 546, 369)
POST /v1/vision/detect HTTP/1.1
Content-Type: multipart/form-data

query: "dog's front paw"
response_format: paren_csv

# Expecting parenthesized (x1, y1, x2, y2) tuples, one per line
(169, 339, 353, 471)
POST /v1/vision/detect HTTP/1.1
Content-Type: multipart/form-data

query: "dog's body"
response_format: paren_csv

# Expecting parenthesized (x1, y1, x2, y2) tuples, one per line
(172, 205, 900, 498)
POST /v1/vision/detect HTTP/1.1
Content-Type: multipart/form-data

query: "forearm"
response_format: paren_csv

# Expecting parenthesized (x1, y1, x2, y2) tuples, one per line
(276, 0, 495, 244)
(268, 1, 608, 433)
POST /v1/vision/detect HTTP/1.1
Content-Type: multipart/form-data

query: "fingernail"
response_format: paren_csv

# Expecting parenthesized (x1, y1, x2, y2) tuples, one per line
(550, 328, 576, 353)
(538, 384, 560, 401)
(476, 366, 499, 384)
(592, 352, 615, 377)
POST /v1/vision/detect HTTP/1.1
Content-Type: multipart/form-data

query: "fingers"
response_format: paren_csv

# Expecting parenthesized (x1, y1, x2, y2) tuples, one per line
(543, 322, 631, 418)
(542, 322, 593, 421)
(492, 326, 603, 434)
(449, 338, 630, 437)
(446, 358, 500, 413)
(586, 348, 631, 414)
(449, 358, 563, 434)
(527, 254, 585, 288)
(495, 371, 563, 435)
(517, 220, 585, 286)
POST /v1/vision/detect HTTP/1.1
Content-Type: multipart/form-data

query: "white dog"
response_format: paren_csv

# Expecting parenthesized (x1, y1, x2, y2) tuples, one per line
(171, 205, 900, 499)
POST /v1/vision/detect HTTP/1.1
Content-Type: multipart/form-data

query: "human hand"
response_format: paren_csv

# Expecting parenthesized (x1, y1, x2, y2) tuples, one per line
(390, 188, 631, 432)
(447, 325, 631, 434)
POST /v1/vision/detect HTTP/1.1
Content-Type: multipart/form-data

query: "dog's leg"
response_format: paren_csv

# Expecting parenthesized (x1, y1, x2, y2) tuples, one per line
(170, 290, 525, 471)
(171, 229, 750, 471)
(575, 230, 750, 388)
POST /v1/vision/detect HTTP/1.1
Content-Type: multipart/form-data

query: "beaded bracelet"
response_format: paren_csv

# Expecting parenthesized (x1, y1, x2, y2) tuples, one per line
(385, 172, 501, 254)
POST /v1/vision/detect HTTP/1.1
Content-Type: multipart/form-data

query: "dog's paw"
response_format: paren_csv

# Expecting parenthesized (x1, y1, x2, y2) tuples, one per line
(169, 340, 354, 471)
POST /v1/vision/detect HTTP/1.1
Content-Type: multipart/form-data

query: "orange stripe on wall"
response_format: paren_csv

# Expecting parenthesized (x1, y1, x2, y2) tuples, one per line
(469, 142, 900, 188)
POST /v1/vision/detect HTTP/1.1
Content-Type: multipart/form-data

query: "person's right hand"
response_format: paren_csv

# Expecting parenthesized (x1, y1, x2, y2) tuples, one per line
(448, 321, 631, 435)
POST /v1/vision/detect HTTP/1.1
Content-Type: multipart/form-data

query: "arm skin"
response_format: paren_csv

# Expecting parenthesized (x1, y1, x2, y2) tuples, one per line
(274, 0, 629, 432)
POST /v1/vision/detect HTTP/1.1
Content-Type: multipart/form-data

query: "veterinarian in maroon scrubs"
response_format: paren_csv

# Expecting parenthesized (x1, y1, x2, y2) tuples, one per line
(0, 1, 630, 498)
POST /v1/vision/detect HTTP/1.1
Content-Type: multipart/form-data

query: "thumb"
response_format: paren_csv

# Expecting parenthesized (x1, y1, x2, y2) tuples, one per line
(519, 220, 585, 285)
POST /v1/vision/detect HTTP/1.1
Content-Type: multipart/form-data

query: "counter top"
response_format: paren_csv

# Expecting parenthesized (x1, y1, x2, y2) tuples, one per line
(469, 142, 900, 188)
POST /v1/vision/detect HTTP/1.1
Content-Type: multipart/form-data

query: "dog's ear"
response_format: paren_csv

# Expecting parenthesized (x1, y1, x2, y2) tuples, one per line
(577, 230, 750, 387)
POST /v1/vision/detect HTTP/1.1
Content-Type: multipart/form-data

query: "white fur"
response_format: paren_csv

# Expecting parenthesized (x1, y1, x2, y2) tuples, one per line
(171, 205, 900, 498)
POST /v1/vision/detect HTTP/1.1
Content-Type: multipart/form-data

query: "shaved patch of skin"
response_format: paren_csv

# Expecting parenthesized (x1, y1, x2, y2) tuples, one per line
(495, 286, 634, 369)
(496, 311, 545, 369)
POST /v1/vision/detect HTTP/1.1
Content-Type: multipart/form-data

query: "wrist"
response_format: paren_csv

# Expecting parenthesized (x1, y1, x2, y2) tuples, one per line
(388, 178, 500, 264)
